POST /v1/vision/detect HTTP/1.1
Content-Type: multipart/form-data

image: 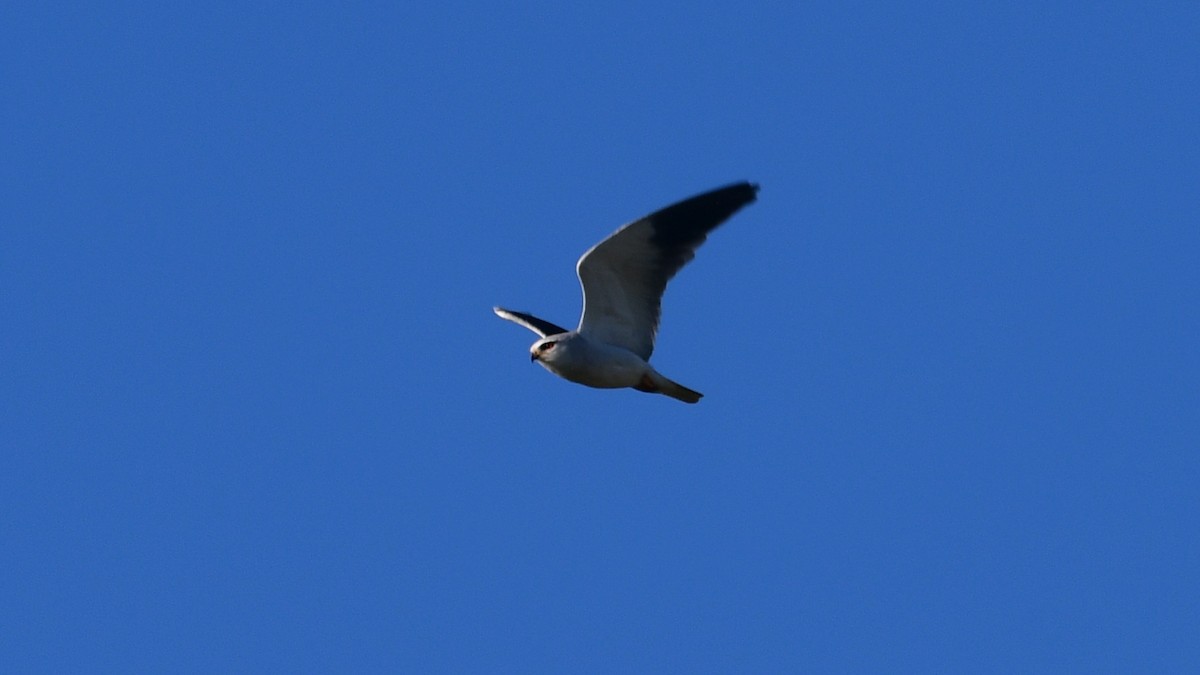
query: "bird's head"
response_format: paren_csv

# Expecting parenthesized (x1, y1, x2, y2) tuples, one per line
(530, 337, 563, 363)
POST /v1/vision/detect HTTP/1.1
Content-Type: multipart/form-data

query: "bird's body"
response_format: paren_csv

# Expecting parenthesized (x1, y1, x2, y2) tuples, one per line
(532, 333, 646, 389)
(495, 182, 758, 403)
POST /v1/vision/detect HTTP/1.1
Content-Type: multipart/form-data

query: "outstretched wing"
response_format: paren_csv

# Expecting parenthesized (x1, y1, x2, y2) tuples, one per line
(575, 182, 758, 359)
(493, 307, 570, 338)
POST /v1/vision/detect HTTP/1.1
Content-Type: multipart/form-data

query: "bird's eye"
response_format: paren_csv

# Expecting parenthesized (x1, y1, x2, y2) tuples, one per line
(540, 342, 556, 352)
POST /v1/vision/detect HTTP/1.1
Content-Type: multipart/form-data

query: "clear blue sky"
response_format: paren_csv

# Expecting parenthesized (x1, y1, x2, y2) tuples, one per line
(3, 3, 1197, 672)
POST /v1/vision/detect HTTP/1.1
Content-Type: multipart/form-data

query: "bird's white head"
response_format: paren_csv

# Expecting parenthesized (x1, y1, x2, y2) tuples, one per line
(530, 336, 563, 363)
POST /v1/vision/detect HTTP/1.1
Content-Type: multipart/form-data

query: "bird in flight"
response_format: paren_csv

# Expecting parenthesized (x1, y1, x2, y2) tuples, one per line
(494, 181, 758, 403)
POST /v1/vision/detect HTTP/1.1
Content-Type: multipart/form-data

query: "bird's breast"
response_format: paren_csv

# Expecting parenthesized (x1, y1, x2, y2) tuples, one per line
(541, 340, 648, 389)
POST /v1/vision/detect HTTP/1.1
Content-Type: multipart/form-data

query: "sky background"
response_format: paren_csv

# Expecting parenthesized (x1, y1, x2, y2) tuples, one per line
(3, 2, 1198, 672)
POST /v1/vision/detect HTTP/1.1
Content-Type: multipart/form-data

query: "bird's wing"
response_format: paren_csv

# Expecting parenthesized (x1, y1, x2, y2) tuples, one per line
(493, 307, 570, 338)
(575, 182, 758, 360)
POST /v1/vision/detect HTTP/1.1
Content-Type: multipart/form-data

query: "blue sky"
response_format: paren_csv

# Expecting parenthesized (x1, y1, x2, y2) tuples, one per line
(3, 2, 1197, 672)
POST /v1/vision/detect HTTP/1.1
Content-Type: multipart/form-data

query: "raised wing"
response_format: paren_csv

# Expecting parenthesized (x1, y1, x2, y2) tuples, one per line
(493, 307, 570, 337)
(575, 182, 758, 359)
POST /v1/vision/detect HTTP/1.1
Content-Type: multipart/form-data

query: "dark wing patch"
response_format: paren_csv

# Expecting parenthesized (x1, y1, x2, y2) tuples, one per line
(493, 307, 570, 337)
(647, 182, 759, 278)
(634, 182, 759, 344)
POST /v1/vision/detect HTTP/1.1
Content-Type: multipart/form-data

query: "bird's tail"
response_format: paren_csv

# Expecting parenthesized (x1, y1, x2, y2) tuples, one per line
(638, 371, 704, 404)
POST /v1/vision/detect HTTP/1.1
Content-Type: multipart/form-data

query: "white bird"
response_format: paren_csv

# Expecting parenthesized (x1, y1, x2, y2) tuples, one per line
(494, 182, 758, 403)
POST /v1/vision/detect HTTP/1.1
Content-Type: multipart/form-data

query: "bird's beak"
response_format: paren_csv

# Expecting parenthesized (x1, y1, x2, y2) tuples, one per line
(530, 351, 538, 363)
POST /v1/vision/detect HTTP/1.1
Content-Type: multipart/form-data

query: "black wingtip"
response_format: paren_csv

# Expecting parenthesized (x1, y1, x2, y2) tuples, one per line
(698, 181, 759, 210)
